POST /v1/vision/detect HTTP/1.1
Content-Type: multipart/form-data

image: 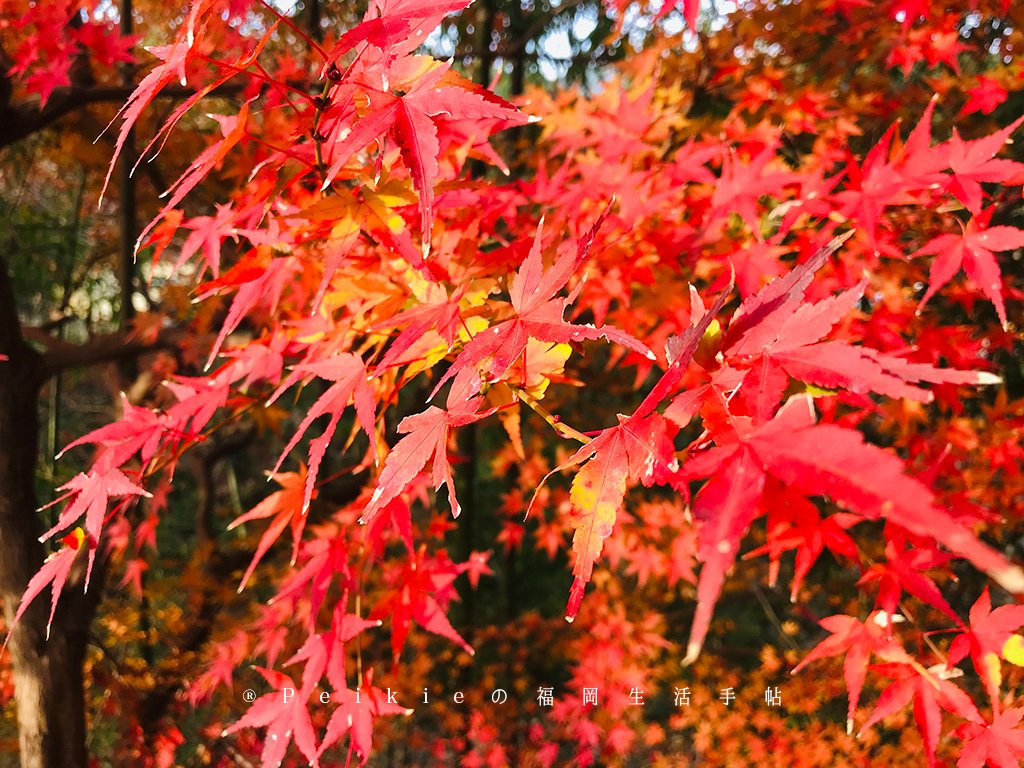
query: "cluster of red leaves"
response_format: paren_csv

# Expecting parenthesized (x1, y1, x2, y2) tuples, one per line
(1, 1, 137, 107)
(6, 0, 1024, 765)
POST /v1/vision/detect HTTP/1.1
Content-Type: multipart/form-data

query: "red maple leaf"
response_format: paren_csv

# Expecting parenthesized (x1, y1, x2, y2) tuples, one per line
(857, 533, 959, 623)
(724, 266, 995, 410)
(99, 40, 194, 203)
(229, 467, 313, 592)
(428, 213, 652, 400)
(945, 117, 1024, 215)
(742, 397, 1020, 593)
(221, 668, 318, 767)
(916, 207, 1024, 330)
(742, 483, 860, 602)
(961, 76, 1010, 116)
(73, 22, 137, 67)
(362, 368, 489, 523)
(681, 394, 1024, 665)
(324, 0, 474, 62)
(858, 662, 983, 766)
(21, 55, 72, 108)
(558, 412, 681, 621)
(317, 669, 411, 764)
(947, 588, 1024, 709)
(833, 125, 910, 245)
(708, 144, 797, 233)
(38, 468, 151, 588)
(683, 444, 766, 664)
(57, 393, 167, 469)
(372, 284, 465, 371)
(2, 529, 88, 647)
(791, 610, 916, 734)
(269, 353, 377, 514)
(370, 546, 473, 662)
(284, 610, 382, 695)
(954, 708, 1024, 768)
(320, 59, 526, 248)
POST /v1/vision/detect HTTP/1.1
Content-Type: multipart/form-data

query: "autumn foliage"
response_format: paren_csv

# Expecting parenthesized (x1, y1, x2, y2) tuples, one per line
(2, 0, 1024, 766)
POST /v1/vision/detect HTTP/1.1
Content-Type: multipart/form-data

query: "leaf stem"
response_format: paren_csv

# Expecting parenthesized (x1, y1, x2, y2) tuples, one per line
(511, 385, 590, 444)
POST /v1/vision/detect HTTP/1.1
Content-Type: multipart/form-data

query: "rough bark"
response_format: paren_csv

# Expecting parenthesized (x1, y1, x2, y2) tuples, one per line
(0, 254, 93, 768)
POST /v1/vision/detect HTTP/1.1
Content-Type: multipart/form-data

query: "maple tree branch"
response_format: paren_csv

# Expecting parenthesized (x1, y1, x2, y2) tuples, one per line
(0, 82, 246, 150)
(29, 327, 180, 378)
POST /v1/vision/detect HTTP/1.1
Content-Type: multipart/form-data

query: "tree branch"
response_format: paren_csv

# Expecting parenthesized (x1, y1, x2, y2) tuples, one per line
(0, 83, 246, 150)
(29, 327, 180, 378)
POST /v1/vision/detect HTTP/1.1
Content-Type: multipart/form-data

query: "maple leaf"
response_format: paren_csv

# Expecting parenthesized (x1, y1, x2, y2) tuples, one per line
(269, 353, 377, 515)
(373, 284, 465, 371)
(362, 368, 489, 523)
(56, 393, 167, 469)
(947, 588, 1024, 709)
(370, 546, 474, 662)
(894, 97, 950, 190)
(742, 397, 1023, 595)
(133, 103, 253, 276)
(101, 15, 279, 210)
(22, 55, 72, 108)
(742, 483, 860, 602)
(945, 117, 1024, 215)
(119, 559, 149, 599)
(550, 408, 684, 620)
(170, 205, 238, 280)
(725, 269, 997, 407)
(3, 529, 87, 649)
(273, 536, 353, 622)
(98, 40, 194, 204)
(462, 550, 494, 590)
(708, 144, 797, 233)
(164, 375, 231, 440)
(185, 631, 249, 705)
(362, 495, 415, 559)
(195, 248, 300, 369)
(229, 467, 313, 592)
(720, 232, 847, 353)
(916, 207, 1024, 330)
(543, 278, 735, 649)
(285, 610, 382, 695)
(38, 468, 151, 589)
(681, 394, 1024, 665)
(317, 669, 411, 765)
(561, 419, 650, 622)
(682, 446, 766, 664)
(320, 59, 526, 248)
(954, 708, 1024, 768)
(961, 77, 1010, 117)
(323, 0, 474, 63)
(73, 22, 138, 67)
(858, 662, 983, 766)
(833, 126, 912, 246)
(221, 668, 318, 768)
(791, 610, 917, 734)
(857, 533, 959, 623)
(428, 213, 652, 400)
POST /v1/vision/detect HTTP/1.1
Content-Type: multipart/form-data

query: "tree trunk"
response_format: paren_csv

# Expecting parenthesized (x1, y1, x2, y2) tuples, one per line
(0, 254, 92, 768)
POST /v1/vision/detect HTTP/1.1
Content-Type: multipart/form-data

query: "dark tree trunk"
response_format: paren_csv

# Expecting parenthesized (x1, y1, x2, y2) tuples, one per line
(475, 0, 496, 87)
(0, 255, 92, 768)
